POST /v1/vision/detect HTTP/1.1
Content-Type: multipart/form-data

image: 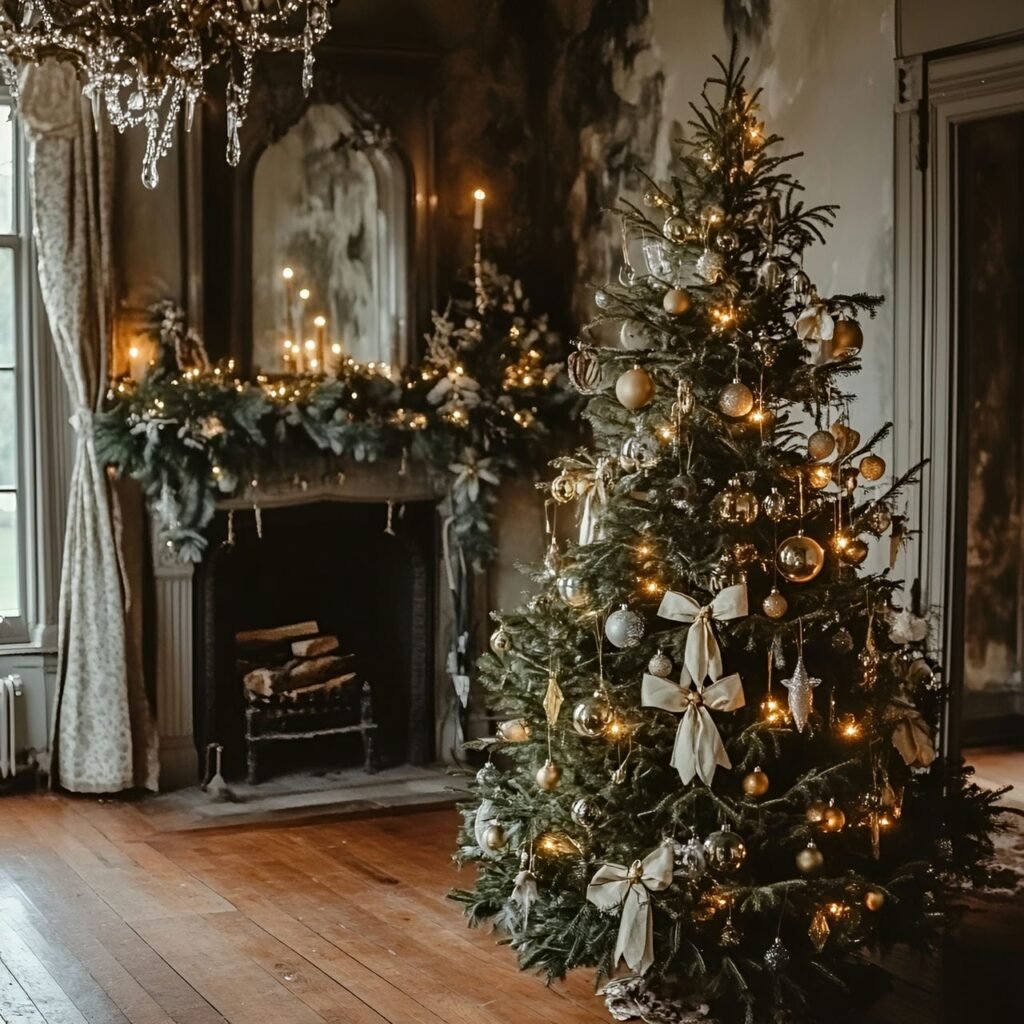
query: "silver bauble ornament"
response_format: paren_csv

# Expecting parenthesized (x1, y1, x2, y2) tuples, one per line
(674, 836, 707, 880)
(535, 759, 562, 792)
(615, 367, 655, 410)
(647, 650, 673, 677)
(475, 762, 499, 786)
(668, 474, 700, 513)
(703, 826, 747, 875)
(764, 937, 791, 972)
(572, 693, 614, 737)
(620, 429, 661, 470)
(831, 627, 855, 653)
(490, 626, 512, 654)
(662, 288, 692, 315)
(757, 258, 783, 290)
(791, 268, 812, 297)
(571, 797, 601, 829)
(762, 588, 788, 619)
(483, 822, 507, 851)
(662, 214, 689, 243)
(643, 186, 668, 208)
(557, 574, 587, 607)
(776, 533, 825, 583)
(605, 605, 645, 648)
(594, 288, 612, 309)
(716, 228, 740, 252)
(619, 321, 653, 351)
(718, 380, 755, 417)
(696, 248, 726, 283)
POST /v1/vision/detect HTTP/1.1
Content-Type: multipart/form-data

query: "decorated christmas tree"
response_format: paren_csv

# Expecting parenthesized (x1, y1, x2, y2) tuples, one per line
(454, 49, 1002, 1024)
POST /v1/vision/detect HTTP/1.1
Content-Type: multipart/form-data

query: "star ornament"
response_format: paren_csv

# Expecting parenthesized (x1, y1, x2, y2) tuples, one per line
(781, 656, 820, 733)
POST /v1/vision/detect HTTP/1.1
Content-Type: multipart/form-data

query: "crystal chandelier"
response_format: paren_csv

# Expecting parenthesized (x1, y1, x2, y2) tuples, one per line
(0, 1, 332, 188)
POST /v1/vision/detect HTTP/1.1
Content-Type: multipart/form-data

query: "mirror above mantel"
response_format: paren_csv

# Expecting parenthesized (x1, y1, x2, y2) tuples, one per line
(191, 46, 437, 376)
(251, 104, 410, 374)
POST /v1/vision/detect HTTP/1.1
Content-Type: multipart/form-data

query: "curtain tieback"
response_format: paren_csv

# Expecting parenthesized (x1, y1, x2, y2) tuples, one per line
(70, 407, 94, 434)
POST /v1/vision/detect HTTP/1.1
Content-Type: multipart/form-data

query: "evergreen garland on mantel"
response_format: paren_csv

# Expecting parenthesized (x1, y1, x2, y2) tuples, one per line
(96, 263, 576, 565)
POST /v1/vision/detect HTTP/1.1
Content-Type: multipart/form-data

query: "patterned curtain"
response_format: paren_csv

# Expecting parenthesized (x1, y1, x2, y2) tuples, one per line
(21, 62, 158, 792)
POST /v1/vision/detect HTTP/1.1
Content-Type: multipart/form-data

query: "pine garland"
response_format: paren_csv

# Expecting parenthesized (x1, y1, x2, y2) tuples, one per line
(96, 264, 576, 565)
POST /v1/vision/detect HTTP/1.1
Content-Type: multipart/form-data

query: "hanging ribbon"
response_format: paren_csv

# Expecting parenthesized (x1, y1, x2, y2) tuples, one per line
(641, 670, 745, 786)
(577, 456, 612, 545)
(510, 869, 539, 926)
(889, 699, 936, 767)
(657, 583, 748, 685)
(586, 844, 674, 976)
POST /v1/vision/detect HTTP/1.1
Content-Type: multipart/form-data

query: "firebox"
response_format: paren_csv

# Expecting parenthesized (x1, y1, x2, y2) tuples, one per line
(191, 499, 437, 781)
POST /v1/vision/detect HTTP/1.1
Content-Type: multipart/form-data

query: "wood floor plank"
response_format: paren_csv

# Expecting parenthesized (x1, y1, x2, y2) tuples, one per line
(0, 956, 46, 1024)
(0, 919, 90, 1024)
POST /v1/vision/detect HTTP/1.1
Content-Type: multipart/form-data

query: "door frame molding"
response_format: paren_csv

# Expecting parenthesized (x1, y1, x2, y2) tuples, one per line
(894, 40, 1024, 755)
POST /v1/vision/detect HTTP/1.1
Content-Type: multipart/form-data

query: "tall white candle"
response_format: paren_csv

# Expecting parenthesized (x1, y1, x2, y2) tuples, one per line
(473, 188, 486, 231)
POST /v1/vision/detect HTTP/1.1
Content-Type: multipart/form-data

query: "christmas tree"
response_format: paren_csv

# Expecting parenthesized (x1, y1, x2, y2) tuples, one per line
(454, 48, 1002, 1024)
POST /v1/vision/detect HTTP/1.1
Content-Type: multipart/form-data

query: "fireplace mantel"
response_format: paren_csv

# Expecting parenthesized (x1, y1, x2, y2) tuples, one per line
(151, 457, 455, 789)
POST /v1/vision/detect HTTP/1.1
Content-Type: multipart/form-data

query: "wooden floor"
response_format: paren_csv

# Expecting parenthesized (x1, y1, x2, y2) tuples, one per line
(0, 791, 1019, 1024)
(0, 796, 606, 1024)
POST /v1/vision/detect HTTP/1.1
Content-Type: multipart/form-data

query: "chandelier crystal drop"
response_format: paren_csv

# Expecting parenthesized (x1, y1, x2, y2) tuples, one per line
(0, 1, 333, 188)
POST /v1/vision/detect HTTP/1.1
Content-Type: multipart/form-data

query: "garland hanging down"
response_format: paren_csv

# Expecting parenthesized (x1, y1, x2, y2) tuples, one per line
(96, 264, 575, 566)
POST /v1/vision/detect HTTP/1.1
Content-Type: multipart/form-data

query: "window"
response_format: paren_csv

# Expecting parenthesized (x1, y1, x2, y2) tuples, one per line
(0, 96, 29, 642)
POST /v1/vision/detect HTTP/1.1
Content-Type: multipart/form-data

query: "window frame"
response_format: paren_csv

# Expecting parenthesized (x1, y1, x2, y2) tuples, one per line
(0, 89, 37, 645)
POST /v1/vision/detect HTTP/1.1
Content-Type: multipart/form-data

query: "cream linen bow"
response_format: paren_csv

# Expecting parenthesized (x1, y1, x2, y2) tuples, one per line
(889, 699, 937, 768)
(657, 583, 748, 685)
(641, 670, 745, 786)
(586, 843, 674, 975)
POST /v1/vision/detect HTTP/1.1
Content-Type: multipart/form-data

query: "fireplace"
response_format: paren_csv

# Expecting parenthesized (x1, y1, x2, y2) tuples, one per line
(191, 498, 437, 781)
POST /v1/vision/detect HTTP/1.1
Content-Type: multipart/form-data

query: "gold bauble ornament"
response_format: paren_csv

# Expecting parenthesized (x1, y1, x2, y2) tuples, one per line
(762, 588, 788, 619)
(776, 533, 825, 583)
(550, 472, 578, 504)
(830, 422, 861, 457)
(742, 767, 770, 798)
(483, 823, 507, 851)
(663, 288, 692, 315)
(718, 380, 755, 418)
(864, 889, 886, 911)
(703, 826, 747, 875)
(859, 454, 886, 481)
(821, 804, 847, 832)
(805, 800, 829, 824)
(807, 463, 832, 490)
(841, 538, 869, 566)
(831, 319, 864, 359)
(535, 759, 562, 791)
(796, 841, 824, 875)
(497, 719, 530, 743)
(808, 429, 836, 460)
(615, 367, 655, 410)
(712, 477, 759, 525)
(567, 346, 602, 395)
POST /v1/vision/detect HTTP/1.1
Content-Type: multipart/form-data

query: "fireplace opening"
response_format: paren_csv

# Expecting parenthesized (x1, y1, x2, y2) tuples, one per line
(192, 499, 437, 781)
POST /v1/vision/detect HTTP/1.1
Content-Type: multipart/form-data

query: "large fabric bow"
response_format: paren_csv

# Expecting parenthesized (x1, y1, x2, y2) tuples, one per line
(641, 670, 745, 786)
(657, 583, 748, 685)
(586, 844, 674, 976)
(888, 699, 936, 768)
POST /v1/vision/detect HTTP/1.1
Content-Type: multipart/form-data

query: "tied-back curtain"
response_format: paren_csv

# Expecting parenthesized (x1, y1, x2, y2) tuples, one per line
(21, 61, 158, 792)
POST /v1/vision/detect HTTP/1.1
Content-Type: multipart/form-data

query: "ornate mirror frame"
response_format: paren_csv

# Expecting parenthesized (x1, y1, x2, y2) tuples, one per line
(184, 45, 438, 374)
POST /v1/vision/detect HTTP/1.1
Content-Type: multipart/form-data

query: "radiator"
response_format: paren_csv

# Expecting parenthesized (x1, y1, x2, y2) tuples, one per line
(0, 674, 21, 778)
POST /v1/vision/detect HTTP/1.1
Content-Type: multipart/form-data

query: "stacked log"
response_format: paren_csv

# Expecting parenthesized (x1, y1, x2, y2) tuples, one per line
(237, 621, 357, 701)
